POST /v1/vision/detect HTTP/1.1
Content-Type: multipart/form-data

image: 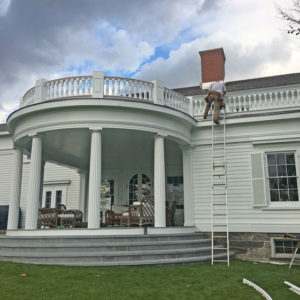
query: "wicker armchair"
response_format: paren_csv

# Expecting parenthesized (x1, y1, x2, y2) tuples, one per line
(127, 196, 154, 227)
(105, 210, 122, 226)
(57, 204, 83, 228)
(38, 208, 58, 228)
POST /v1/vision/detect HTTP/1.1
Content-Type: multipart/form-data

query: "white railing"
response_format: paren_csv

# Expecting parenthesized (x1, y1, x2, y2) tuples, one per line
(103, 77, 153, 101)
(46, 76, 92, 100)
(192, 89, 300, 116)
(164, 88, 190, 114)
(21, 87, 36, 107)
(20, 72, 300, 118)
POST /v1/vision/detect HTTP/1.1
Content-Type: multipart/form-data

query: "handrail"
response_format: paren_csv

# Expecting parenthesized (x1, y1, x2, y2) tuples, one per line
(192, 88, 300, 116)
(20, 73, 300, 118)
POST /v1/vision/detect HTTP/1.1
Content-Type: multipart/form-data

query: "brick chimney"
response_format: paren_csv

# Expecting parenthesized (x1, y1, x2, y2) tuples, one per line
(199, 48, 226, 89)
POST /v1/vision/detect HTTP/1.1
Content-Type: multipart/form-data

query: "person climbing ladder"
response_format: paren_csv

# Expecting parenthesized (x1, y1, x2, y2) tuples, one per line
(203, 81, 226, 124)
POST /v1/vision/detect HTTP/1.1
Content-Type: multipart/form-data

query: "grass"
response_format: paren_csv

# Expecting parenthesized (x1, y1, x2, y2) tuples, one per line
(0, 259, 300, 299)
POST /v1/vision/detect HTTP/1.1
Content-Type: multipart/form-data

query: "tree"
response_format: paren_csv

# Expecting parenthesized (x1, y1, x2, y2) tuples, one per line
(276, 1, 300, 36)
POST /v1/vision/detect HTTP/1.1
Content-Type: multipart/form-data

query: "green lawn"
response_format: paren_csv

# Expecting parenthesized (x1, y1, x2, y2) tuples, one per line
(0, 259, 299, 299)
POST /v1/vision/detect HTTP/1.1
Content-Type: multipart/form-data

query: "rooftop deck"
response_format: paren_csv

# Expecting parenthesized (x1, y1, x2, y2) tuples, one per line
(20, 72, 300, 119)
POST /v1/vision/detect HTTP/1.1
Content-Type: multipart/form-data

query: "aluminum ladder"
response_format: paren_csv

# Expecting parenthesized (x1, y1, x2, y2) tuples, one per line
(210, 106, 230, 266)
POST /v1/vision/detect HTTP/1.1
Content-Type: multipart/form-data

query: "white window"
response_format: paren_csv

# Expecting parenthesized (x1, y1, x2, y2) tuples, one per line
(272, 238, 300, 258)
(266, 152, 299, 205)
(42, 181, 70, 208)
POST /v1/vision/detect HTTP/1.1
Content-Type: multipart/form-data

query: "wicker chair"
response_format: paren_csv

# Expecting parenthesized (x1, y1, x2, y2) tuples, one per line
(38, 208, 58, 228)
(105, 210, 122, 226)
(128, 196, 154, 227)
(57, 204, 83, 228)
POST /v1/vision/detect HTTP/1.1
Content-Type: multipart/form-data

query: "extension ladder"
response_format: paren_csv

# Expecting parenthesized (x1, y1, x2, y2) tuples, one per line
(210, 106, 230, 266)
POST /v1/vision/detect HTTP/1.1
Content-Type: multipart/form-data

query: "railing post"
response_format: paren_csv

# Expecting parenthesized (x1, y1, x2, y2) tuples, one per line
(152, 80, 164, 105)
(35, 79, 47, 104)
(92, 71, 104, 98)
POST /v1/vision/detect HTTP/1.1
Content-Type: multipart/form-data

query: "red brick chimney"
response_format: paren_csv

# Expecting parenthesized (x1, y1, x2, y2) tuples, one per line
(199, 48, 226, 89)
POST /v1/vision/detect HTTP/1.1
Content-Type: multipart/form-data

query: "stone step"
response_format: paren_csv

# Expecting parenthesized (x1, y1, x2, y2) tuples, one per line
(0, 246, 214, 261)
(0, 239, 211, 253)
(0, 251, 234, 266)
(0, 233, 204, 246)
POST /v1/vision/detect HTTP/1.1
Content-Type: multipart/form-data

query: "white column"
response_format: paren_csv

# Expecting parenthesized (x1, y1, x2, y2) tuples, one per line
(181, 145, 194, 226)
(78, 170, 87, 217)
(25, 134, 43, 229)
(154, 134, 166, 227)
(88, 129, 102, 228)
(7, 148, 23, 230)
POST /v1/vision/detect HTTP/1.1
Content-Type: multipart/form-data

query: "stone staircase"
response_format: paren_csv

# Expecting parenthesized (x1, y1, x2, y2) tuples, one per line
(0, 232, 232, 266)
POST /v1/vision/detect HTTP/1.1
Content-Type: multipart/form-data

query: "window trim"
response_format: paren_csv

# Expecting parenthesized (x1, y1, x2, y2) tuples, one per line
(264, 149, 300, 208)
(271, 237, 300, 258)
(42, 181, 70, 208)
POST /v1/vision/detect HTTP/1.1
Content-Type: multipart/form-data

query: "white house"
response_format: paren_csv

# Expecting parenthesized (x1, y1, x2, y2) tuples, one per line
(0, 51, 300, 263)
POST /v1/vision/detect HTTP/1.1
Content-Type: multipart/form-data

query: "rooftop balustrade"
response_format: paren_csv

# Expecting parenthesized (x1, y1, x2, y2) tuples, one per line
(20, 71, 300, 118)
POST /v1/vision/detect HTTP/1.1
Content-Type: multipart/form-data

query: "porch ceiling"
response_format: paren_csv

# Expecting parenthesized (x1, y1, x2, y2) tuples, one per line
(32, 128, 162, 170)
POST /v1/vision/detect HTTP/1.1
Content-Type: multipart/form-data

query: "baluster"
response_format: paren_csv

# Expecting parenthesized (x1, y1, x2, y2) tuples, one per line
(64, 79, 69, 97)
(104, 78, 109, 95)
(81, 78, 85, 95)
(74, 78, 79, 96)
(133, 81, 137, 98)
(60, 80, 64, 97)
(111, 78, 115, 96)
(127, 80, 131, 97)
(143, 83, 147, 100)
(139, 81, 142, 99)
(149, 83, 153, 101)
(87, 77, 91, 94)
(139, 82, 143, 99)
(122, 79, 126, 96)
(54, 81, 58, 98)
(117, 79, 120, 96)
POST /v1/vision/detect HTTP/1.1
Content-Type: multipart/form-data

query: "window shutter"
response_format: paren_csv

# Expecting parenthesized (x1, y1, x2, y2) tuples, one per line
(250, 152, 267, 207)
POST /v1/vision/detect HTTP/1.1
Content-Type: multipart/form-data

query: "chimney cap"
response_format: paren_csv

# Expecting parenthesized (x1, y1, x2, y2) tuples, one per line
(199, 47, 226, 61)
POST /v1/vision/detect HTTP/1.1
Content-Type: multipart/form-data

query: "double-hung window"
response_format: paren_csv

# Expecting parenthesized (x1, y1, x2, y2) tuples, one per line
(266, 152, 299, 205)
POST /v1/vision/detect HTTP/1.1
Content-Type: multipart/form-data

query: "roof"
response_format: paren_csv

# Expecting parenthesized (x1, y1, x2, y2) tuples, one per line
(174, 72, 300, 96)
(0, 124, 8, 132)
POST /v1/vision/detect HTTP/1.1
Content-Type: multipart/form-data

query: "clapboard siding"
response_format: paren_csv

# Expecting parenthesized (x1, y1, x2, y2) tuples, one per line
(192, 127, 300, 233)
(0, 151, 13, 205)
(43, 163, 80, 209)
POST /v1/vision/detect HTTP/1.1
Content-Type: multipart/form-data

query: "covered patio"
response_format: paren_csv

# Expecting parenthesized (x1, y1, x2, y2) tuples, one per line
(6, 83, 195, 232)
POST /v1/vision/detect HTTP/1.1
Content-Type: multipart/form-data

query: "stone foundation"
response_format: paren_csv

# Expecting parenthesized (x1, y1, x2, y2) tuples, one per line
(204, 232, 300, 261)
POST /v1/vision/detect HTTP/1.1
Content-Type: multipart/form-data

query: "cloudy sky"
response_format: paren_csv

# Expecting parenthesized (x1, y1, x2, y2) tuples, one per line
(0, 0, 299, 123)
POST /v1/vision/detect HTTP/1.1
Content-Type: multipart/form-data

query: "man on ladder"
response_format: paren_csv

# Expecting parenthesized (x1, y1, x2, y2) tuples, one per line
(203, 81, 226, 124)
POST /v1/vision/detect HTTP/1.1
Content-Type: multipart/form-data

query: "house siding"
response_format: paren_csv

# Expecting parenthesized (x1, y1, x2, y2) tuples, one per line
(192, 124, 300, 234)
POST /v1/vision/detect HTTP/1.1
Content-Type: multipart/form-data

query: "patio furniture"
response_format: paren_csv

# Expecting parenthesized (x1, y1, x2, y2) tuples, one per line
(57, 204, 82, 228)
(123, 196, 154, 227)
(38, 208, 58, 228)
(105, 210, 122, 226)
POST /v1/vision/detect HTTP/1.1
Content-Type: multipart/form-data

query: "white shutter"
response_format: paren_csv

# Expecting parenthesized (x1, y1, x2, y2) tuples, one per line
(251, 152, 267, 207)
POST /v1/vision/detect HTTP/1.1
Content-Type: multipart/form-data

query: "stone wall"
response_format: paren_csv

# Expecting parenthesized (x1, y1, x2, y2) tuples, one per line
(204, 232, 299, 261)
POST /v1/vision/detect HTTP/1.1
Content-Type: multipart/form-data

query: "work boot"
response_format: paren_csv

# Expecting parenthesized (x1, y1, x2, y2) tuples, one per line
(214, 119, 220, 125)
(203, 115, 207, 119)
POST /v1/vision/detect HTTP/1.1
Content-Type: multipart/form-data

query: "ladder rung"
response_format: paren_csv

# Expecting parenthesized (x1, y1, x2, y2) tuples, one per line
(213, 260, 228, 263)
(213, 203, 227, 205)
(213, 183, 226, 186)
(213, 193, 226, 195)
(213, 224, 227, 226)
(213, 235, 227, 238)
(213, 174, 225, 176)
(213, 247, 228, 250)
(213, 213, 227, 216)
(213, 155, 225, 158)
(213, 164, 225, 168)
